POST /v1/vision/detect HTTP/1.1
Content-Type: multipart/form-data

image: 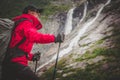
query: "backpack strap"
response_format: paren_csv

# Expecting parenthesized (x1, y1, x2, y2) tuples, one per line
(13, 18, 32, 32)
(6, 18, 32, 59)
(12, 18, 32, 48)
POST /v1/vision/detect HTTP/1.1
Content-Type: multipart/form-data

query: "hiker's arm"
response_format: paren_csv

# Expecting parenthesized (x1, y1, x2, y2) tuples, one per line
(23, 22, 55, 43)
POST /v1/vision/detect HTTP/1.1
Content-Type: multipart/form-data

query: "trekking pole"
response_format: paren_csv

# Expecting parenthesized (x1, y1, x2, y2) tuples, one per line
(35, 60, 38, 73)
(52, 42, 61, 80)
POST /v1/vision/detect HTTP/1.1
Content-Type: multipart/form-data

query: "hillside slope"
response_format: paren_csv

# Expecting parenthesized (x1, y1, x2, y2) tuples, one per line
(38, 0, 120, 80)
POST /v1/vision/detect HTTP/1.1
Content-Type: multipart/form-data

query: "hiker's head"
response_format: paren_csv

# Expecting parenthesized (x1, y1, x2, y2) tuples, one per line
(23, 5, 43, 18)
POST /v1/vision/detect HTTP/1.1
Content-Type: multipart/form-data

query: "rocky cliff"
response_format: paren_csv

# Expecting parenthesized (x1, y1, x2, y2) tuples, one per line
(33, 0, 120, 80)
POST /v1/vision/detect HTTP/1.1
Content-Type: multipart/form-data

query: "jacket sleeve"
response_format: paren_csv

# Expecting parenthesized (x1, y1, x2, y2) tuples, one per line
(23, 21, 55, 44)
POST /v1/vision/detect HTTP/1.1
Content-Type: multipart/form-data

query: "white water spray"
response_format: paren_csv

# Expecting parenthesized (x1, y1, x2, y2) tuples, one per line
(79, 1, 88, 23)
(65, 8, 75, 35)
(37, 0, 111, 71)
(58, 0, 111, 57)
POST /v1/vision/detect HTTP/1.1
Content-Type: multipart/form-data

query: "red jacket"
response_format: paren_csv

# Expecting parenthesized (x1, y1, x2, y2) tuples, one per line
(9, 14, 55, 66)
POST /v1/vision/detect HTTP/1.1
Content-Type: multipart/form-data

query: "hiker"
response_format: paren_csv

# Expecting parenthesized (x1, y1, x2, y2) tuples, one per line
(1, 5, 64, 80)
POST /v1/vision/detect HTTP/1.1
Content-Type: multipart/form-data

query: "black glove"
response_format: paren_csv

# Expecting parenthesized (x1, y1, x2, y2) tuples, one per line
(55, 33, 65, 43)
(32, 52, 41, 61)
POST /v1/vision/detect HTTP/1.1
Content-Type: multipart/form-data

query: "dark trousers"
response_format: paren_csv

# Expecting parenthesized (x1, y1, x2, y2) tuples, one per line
(1, 62, 39, 80)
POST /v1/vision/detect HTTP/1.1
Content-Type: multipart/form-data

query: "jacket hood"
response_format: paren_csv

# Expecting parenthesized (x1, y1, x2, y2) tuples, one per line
(12, 14, 42, 30)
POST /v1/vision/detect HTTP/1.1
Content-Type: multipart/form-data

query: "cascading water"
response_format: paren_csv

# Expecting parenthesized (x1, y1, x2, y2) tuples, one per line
(37, 0, 111, 71)
(79, 1, 88, 23)
(64, 8, 75, 35)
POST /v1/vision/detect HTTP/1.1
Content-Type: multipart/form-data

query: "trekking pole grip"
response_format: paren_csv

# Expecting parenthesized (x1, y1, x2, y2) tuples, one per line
(34, 51, 41, 73)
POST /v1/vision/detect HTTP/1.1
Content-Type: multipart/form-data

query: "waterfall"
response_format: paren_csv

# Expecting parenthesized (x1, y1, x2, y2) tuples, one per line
(64, 8, 75, 35)
(37, 0, 111, 71)
(58, 0, 111, 58)
(79, 1, 88, 23)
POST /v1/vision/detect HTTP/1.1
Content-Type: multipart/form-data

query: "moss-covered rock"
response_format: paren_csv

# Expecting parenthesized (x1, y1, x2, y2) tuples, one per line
(39, 48, 120, 80)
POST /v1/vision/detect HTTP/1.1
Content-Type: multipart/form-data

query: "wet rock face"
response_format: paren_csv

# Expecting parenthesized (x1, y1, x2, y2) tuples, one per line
(79, 0, 119, 53)
(103, 0, 120, 15)
(73, 3, 84, 19)
(22, 0, 120, 77)
(57, 12, 67, 33)
(88, 0, 107, 5)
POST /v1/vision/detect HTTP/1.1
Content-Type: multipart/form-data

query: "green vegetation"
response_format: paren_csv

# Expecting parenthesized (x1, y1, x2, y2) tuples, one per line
(76, 48, 120, 62)
(95, 39, 104, 44)
(80, 43, 91, 47)
(40, 4, 70, 21)
(0, 0, 53, 18)
(40, 58, 67, 80)
(60, 59, 120, 80)
(39, 48, 120, 80)
(75, 48, 104, 61)
(43, 4, 70, 16)
(0, 0, 71, 19)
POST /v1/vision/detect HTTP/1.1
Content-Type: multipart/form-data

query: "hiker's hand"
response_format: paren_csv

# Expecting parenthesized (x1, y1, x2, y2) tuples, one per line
(55, 33, 65, 43)
(32, 52, 41, 61)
